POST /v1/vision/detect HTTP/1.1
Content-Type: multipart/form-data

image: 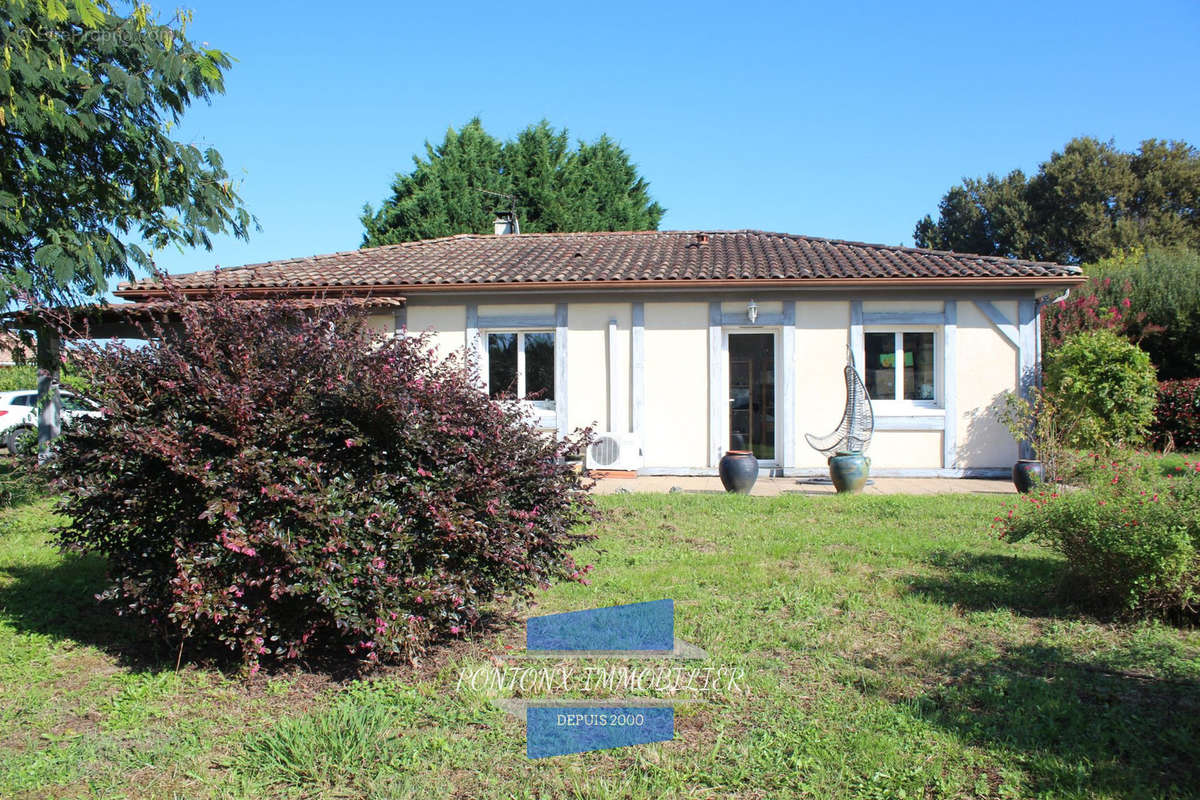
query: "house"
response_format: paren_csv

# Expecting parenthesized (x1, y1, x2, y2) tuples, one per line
(0, 330, 30, 367)
(114, 228, 1085, 477)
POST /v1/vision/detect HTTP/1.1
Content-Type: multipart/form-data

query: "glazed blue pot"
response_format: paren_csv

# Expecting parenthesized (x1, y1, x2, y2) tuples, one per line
(1012, 459, 1044, 493)
(829, 452, 870, 494)
(719, 450, 759, 494)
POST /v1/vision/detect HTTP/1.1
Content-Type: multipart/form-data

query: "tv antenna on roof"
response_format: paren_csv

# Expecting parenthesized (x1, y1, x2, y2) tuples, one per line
(475, 188, 520, 234)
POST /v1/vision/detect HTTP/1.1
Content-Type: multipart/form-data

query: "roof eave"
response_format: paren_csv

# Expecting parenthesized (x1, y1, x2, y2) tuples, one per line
(115, 275, 1086, 301)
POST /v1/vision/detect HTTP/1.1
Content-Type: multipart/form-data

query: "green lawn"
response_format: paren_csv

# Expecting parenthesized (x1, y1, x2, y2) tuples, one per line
(1, 492, 1198, 799)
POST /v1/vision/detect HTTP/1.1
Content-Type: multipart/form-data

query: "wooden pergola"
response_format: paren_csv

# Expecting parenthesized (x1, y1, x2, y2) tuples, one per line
(2, 296, 405, 454)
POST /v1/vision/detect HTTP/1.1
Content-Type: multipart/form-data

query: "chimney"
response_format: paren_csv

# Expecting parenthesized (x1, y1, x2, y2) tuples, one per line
(494, 210, 519, 235)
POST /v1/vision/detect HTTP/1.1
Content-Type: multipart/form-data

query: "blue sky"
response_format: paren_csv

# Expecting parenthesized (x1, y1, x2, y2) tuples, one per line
(155, 0, 1200, 279)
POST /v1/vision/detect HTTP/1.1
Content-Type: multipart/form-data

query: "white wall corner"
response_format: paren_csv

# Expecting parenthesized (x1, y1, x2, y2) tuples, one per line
(555, 303, 568, 440)
(780, 300, 796, 469)
(943, 300, 958, 469)
(631, 302, 645, 440)
(707, 301, 723, 468)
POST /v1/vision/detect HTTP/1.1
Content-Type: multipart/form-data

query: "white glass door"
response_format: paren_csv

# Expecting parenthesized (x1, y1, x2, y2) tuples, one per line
(727, 331, 777, 462)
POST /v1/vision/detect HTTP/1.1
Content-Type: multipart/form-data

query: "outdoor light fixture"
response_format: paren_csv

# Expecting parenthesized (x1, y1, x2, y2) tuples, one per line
(747, 299, 758, 324)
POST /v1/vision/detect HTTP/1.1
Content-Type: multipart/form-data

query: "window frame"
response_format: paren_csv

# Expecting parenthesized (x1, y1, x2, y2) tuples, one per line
(862, 326, 941, 411)
(481, 329, 557, 410)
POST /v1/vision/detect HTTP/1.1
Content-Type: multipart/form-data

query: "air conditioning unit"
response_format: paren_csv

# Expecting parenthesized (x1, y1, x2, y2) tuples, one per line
(586, 432, 644, 471)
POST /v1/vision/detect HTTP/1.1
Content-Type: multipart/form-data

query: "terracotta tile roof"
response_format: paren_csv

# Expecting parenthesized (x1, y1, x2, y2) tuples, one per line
(116, 230, 1082, 298)
(2, 297, 403, 328)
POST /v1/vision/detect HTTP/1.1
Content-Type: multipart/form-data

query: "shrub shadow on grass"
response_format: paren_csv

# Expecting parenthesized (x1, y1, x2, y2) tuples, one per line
(0, 552, 526, 679)
(907, 642, 1200, 798)
(0, 553, 327, 675)
(0, 555, 178, 669)
(906, 549, 1081, 618)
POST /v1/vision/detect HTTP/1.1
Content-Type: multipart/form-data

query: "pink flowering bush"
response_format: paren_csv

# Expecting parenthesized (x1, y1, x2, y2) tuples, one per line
(1041, 275, 1154, 352)
(1041, 247, 1200, 381)
(47, 287, 595, 671)
(995, 457, 1200, 617)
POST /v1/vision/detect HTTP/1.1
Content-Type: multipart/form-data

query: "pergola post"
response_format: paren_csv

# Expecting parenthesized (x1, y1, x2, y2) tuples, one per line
(35, 324, 63, 459)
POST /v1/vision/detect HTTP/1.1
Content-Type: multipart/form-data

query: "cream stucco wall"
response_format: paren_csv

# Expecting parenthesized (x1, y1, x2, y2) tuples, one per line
(406, 305, 468, 360)
(478, 303, 555, 318)
(565, 303, 631, 434)
(871, 431, 946, 468)
(642, 302, 709, 468)
(395, 293, 1028, 474)
(793, 300, 851, 469)
(366, 312, 397, 334)
(955, 300, 1020, 468)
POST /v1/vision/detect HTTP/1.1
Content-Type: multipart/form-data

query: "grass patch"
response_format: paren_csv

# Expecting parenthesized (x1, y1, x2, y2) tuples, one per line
(237, 696, 402, 789)
(1, 491, 1198, 798)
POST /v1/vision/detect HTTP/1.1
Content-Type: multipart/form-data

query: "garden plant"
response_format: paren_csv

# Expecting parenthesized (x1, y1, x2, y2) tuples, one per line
(44, 288, 595, 671)
(997, 454, 1200, 617)
(1043, 328, 1158, 450)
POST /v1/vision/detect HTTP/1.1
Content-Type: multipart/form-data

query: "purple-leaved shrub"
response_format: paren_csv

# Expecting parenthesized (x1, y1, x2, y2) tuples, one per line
(48, 287, 595, 671)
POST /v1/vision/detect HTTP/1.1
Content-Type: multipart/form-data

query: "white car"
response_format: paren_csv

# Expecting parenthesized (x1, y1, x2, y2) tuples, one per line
(0, 390, 102, 454)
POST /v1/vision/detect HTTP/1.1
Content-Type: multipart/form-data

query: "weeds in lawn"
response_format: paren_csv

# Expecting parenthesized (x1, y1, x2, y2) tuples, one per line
(237, 697, 402, 790)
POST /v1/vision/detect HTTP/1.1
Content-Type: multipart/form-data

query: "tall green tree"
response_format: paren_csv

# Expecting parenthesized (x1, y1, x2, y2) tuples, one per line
(502, 119, 571, 232)
(0, 0, 253, 307)
(1026, 138, 1138, 264)
(912, 171, 1031, 258)
(361, 118, 665, 246)
(1130, 139, 1200, 248)
(914, 137, 1200, 263)
(360, 119, 507, 246)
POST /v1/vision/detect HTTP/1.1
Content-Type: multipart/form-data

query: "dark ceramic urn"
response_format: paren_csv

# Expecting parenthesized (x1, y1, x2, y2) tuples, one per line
(829, 452, 870, 494)
(1012, 459, 1044, 493)
(719, 450, 759, 494)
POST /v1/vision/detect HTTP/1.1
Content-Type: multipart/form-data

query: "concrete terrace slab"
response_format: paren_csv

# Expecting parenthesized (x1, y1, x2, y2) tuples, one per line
(590, 475, 1017, 496)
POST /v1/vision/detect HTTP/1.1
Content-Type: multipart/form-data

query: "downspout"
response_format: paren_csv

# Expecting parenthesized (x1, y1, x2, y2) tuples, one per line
(1033, 288, 1071, 389)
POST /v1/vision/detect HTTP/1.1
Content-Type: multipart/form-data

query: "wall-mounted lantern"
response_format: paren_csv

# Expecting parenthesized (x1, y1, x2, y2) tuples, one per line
(747, 299, 758, 324)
